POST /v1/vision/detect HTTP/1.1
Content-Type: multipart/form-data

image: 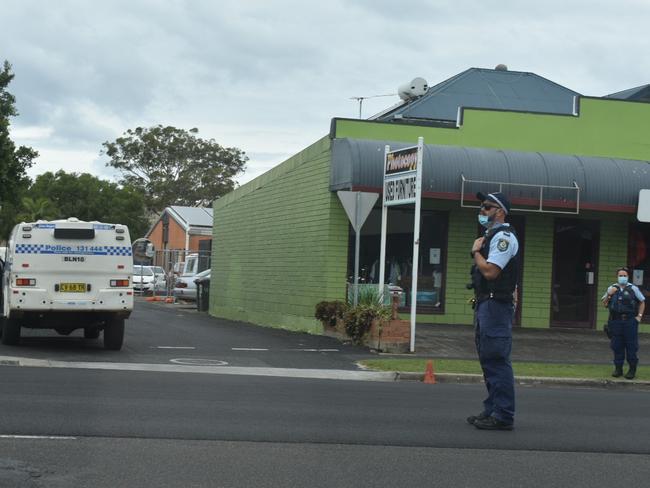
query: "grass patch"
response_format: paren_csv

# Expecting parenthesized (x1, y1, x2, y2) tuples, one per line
(359, 359, 650, 381)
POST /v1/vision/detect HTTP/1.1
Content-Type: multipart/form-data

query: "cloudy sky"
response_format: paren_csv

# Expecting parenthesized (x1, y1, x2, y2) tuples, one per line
(3, 0, 650, 186)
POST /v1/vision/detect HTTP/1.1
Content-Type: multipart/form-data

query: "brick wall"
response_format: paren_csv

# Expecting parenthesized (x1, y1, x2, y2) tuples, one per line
(209, 136, 348, 333)
(188, 235, 211, 252)
(519, 213, 553, 328)
(596, 214, 630, 329)
(147, 215, 188, 250)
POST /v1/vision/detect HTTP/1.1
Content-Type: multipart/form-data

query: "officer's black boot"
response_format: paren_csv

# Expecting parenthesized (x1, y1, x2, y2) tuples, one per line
(612, 365, 624, 378)
(625, 363, 637, 380)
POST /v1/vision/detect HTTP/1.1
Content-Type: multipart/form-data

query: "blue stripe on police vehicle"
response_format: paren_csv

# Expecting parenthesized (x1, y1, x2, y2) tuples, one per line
(15, 244, 132, 256)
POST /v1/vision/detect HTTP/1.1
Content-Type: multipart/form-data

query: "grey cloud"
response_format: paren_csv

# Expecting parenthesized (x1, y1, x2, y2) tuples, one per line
(2, 0, 650, 182)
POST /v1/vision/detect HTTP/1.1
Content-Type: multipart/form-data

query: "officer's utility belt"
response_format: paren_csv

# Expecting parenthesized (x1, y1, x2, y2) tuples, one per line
(610, 313, 635, 320)
(476, 292, 513, 304)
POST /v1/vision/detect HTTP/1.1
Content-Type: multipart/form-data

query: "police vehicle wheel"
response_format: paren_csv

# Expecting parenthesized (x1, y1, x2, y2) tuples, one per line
(104, 317, 124, 350)
(84, 328, 100, 339)
(1, 318, 21, 346)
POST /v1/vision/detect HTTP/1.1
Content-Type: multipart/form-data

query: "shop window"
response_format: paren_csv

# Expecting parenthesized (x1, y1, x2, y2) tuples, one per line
(627, 223, 650, 320)
(346, 207, 448, 313)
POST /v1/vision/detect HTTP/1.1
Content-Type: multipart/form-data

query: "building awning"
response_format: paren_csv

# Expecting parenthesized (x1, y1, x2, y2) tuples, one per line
(331, 138, 650, 213)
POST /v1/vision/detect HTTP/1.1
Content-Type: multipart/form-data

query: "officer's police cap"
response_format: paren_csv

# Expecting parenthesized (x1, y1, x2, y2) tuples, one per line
(477, 191, 511, 214)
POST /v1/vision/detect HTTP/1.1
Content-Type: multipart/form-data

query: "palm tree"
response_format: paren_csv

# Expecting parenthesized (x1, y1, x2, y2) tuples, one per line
(18, 196, 58, 222)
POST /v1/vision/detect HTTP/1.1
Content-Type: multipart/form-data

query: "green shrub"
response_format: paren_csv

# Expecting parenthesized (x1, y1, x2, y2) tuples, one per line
(314, 301, 348, 327)
(343, 303, 391, 345)
(356, 286, 382, 305)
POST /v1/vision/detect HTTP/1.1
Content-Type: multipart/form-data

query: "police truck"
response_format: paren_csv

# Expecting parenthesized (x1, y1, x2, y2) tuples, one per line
(1, 218, 134, 350)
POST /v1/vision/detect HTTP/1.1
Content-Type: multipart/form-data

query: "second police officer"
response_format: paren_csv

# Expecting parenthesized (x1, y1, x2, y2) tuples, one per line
(468, 192, 519, 431)
(602, 267, 645, 379)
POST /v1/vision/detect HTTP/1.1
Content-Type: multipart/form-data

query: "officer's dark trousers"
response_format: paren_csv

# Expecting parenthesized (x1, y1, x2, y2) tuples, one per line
(475, 299, 515, 424)
(609, 318, 639, 367)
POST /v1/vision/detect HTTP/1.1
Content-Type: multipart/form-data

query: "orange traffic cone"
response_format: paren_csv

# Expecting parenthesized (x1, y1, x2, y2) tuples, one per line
(423, 360, 436, 384)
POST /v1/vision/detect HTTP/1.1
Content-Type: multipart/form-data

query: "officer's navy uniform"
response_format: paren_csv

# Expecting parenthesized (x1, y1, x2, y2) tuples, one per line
(473, 223, 519, 426)
(604, 283, 644, 373)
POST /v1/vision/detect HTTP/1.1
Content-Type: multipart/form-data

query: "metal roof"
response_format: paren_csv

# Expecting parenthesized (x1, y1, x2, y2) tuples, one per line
(331, 138, 650, 213)
(374, 68, 580, 122)
(168, 206, 213, 229)
(605, 84, 650, 102)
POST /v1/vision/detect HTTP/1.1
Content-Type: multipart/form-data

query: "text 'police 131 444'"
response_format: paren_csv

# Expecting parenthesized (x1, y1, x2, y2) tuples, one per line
(384, 175, 417, 205)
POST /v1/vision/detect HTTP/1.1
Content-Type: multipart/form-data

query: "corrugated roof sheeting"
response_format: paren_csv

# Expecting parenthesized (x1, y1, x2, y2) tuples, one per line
(377, 68, 580, 122)
(606, 84, 650, 101)
(169, 206, 214, 227)
(331, 138, 650, 210)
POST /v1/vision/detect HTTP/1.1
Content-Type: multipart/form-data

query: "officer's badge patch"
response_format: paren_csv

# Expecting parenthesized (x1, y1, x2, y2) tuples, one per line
(497, 238, 509, 251)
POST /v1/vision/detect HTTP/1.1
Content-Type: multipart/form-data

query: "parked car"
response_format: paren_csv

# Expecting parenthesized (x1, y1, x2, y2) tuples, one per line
(172, 261, 185, 276)
(133, 265, 156, 294)
(182, 253, 199, 276)
(174, 268, 209, 301)
(148, 265, 168, 292)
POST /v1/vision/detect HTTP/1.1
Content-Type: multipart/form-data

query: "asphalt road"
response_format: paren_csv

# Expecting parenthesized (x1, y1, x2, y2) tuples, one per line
(1, 366, 649, 487)
(0, 298, 372, 369)
(1, 299, 649, 487)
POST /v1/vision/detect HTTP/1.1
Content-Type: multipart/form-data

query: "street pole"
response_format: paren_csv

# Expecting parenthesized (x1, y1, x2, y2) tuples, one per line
(409, 137, 424, 352)
(378, 145, 390, 303)
(353, 192, 361, 305)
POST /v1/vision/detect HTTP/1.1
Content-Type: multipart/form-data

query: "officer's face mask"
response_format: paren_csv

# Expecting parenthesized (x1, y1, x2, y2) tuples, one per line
(478, 203, 498, 228)
(618, 276, 629, 286)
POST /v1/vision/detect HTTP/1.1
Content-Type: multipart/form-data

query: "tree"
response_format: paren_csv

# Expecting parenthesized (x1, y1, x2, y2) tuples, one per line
(0, 60, 38, 238)
(28, 171, 150, 238)
(18, 196, 58, 222)
(102, 125, 247, 215)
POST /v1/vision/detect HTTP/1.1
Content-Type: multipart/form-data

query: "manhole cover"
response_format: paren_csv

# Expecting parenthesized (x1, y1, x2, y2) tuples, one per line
(170, 358, 228, 366)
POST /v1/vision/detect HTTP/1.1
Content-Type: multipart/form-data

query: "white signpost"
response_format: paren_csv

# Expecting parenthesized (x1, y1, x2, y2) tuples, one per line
(338, 191, 379, 305)
(378, 137, 424, 353)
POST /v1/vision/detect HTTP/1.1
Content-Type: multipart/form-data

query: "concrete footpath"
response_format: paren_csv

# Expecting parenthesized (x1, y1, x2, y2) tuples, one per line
(385, 323, 650, 389)
(413, 323, 650, 363)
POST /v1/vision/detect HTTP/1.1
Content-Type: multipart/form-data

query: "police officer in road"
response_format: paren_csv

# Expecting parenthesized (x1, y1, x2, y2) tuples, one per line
(602, 267, 645, 379)
(467, 192, 519, 431)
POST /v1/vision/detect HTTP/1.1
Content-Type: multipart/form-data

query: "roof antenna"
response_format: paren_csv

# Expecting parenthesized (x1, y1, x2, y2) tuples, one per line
(350, 93, 396, 119)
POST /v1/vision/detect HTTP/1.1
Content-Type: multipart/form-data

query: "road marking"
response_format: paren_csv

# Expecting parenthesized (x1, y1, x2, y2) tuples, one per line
(287, 349, 340, 352)
(0, 435, 76, 440)
(0, 355, 396, 382)
(151, 346, 196, 349)
(231, 348, 338, 352)
(170, 358, 229, 366)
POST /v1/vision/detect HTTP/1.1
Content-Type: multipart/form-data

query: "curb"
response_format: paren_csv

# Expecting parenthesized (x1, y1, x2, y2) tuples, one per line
(2, 354, 649, 388)
(394, 371, 650, 389)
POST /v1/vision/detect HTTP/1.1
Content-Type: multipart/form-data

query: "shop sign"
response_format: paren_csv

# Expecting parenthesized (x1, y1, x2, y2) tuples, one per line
(379, 138, 424, 353)
(383, 146, 419, 206)
(384, 174, 417, 206)
(385, 147, 418, 175)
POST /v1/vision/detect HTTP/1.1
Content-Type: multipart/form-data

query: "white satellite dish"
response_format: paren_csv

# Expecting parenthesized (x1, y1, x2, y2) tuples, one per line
(398, 77, 428, 101)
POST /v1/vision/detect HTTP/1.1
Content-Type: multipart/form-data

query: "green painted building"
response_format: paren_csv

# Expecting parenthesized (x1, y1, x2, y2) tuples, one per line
(210, 67, 650, 335)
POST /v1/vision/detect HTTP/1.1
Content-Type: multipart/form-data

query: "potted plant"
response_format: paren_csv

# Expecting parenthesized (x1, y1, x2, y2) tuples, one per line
(342, 302, 391, 346)
(314, 300, 348, 334)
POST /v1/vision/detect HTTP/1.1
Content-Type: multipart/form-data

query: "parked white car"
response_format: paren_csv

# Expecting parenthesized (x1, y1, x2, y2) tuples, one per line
(133, 265, 156, 294)
(148, 266, 168, 292)
(174, 268, 209, 301)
